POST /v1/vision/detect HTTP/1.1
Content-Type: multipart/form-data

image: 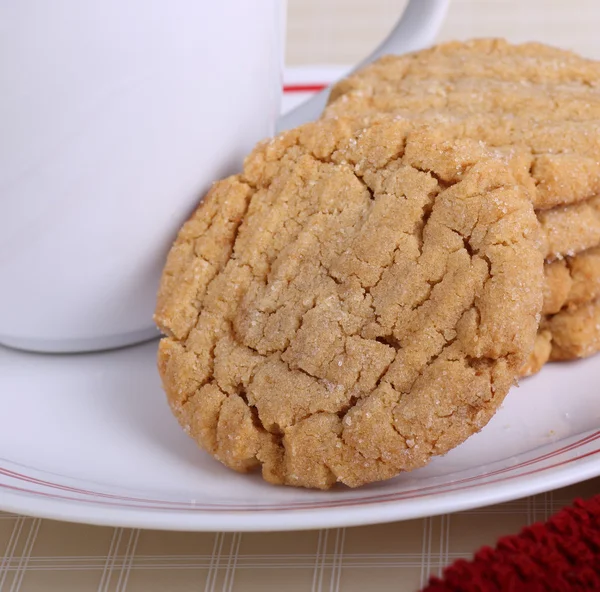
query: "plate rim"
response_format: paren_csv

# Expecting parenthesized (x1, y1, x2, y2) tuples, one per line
(1, 432, 599, 531)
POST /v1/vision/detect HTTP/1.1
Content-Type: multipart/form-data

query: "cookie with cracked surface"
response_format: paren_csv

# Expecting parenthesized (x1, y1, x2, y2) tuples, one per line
(379, 125, 600, 261)
(361, 123, 600, 261)
(155, 116, 544, 489)
(522, 244, 600, 376)
(324, 39, 600, 210)
(547, 298, 600, 361)
(538, 196, 600, 261)
(543, 244, 600, 315)
(522, 290, 600, 377)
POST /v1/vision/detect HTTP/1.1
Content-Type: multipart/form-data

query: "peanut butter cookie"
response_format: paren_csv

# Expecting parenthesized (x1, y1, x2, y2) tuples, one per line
(522, 288, 600, 377)
(324, 39, 600, 211)
(548, 299, 600, 361)
(526, 244, 600, 375)
(368, 125, 600, 261)
(543, 245, 600, 315)
(538, 196, 600, 261)
(155, 117, 543, 489)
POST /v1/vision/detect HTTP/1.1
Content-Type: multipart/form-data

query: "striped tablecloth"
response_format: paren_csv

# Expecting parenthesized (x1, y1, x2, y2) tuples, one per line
(1, 480, 598, 591)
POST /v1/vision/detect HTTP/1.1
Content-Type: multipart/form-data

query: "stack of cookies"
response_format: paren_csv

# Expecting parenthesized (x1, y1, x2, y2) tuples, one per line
(323, 39, 600, 377)
(154, 39, 599, 490)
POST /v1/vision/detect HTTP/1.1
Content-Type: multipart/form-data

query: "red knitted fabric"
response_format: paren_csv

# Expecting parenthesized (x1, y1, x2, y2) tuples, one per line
(422, 495, 600, 592)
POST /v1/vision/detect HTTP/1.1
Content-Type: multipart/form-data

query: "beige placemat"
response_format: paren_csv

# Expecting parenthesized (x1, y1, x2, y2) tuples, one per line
(0, 479, 598, 591)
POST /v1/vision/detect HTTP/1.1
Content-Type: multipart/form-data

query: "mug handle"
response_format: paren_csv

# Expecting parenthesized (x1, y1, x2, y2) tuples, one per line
(276, 0, 449, 132)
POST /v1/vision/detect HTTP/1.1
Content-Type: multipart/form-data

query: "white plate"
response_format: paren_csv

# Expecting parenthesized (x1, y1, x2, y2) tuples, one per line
(0, 340, 599, 532)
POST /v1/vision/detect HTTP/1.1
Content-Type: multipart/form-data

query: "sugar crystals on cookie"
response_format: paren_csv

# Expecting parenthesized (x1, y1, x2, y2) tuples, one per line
(155, 115, 544, 489)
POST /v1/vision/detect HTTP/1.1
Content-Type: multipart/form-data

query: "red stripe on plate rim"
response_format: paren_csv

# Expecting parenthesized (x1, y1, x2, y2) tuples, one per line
(1, 431, 598, 512)
(1, 447, 598, 513)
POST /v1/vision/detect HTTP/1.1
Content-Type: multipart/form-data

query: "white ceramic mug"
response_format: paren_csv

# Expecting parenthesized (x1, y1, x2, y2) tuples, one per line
(0, 0, 448, 353)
